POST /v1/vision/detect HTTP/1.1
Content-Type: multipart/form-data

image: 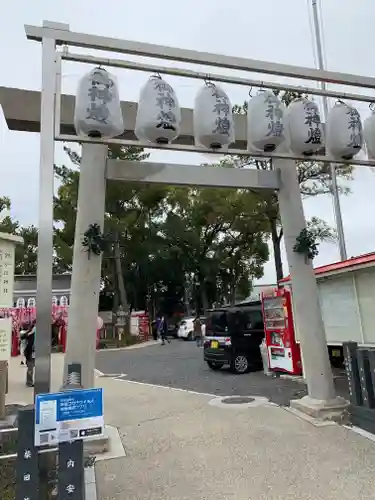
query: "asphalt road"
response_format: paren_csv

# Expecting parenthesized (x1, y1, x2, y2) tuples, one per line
(96, 340, 307, 406)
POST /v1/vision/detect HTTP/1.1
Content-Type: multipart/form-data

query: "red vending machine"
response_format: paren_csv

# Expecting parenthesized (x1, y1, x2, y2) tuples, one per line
(261, 288, 302, 376)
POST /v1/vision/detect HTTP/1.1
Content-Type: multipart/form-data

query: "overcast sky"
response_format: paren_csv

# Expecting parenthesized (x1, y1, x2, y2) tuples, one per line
(1, 0, 375, 284)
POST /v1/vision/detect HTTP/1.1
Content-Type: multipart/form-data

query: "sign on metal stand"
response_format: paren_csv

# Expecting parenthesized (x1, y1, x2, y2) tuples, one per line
(33, 363, 103, 498)
(34, 387, 104, 446)
(16, 406, 40, 500)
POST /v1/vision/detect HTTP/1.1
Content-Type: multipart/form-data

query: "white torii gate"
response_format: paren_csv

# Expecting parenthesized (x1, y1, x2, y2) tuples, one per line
(4, 20, 375, 419)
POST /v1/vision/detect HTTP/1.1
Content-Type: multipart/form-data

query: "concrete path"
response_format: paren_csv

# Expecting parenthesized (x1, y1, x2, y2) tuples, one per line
(6, 350, 375, 500)
(96, 377, 375, 500)
(6, 341, 158, 405)
(6, 353, 65, 405)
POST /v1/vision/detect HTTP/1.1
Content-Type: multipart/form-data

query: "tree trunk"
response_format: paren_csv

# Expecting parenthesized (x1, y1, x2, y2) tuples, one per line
(114, 236, 129, 313)
(200, 281, 210, 315)
(110, 260, 120, 340)
(184, 277, 192, 316)
(229, 274, 237, 305)
(270, 218, 284, 283)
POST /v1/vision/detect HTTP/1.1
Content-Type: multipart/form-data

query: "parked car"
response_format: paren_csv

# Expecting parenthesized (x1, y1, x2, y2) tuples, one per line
(167, 322, 178, 338)
(203, 301, 264, 374)
(177, 316, 206, 341)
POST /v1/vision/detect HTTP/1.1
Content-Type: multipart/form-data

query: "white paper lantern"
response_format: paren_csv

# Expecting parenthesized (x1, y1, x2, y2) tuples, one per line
(74, 67, 124, 139)
(247, 90, 286, 152)
(364, 110, 375, 160)
(286, 98, 324, 155)
(135, 75, 181, 144)
(194, 83, 235, 150)
(326, 101, 363, 159)
(60, 296, 68, 307)
(27, 298, 36, 308)
(97, 316, 104, 330)
(16, 298, 25, 308)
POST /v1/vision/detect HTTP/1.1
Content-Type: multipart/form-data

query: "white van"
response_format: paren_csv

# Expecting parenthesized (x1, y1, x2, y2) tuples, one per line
(177, 316, 206, 341)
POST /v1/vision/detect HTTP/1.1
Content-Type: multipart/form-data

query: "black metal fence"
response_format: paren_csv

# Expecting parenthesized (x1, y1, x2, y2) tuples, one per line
(343, 341, 375, 433)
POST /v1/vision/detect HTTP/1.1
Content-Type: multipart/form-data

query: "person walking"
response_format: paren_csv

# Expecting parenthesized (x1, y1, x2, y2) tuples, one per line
(158, 314, 170, 346)
(194, 315, 203, 347)
(23, 322, 36, 387)
(151, 320, 158, 341)
(19, 324, 28, 365)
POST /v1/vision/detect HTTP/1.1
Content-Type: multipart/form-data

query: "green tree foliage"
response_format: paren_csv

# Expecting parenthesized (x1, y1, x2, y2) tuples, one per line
(160, 175, 269, 310)
(54, 145, 169, 313)
(0, 197, 38, 274)
(15, 225, 38, 274)
(53, 147, 270, 314)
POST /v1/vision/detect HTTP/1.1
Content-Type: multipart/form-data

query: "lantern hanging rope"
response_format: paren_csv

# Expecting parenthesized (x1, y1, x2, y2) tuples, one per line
(293, 228, 319, 261)
(82, 223, 107, 258)
(203, 73, 214, 86)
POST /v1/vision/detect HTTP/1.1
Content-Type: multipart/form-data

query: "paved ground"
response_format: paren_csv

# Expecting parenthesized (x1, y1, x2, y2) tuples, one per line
(95, 376, 375, 500)
(96, 340, 307, 405)
(6, 348, 374, 500)
(6, 353, 65, 406)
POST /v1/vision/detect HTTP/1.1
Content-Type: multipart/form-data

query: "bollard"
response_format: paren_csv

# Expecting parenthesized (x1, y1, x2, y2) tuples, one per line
(367, 349, 375, 395)
(57, 363, 85, 500)
(15, 406, 40, 500)
(344, 344, 375, 434)
(58, 439, 85, 500)
(343, 342, 363, 407)
(357, 349, 375, 409)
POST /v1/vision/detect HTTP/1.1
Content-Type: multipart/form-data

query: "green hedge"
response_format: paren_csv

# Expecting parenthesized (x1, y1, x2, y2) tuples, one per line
(0, 433, 17, 500)
(98, 335, 143, 350)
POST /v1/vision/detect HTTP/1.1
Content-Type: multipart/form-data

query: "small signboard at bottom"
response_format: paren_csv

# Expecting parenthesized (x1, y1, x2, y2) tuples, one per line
(34, 387, 104, 447)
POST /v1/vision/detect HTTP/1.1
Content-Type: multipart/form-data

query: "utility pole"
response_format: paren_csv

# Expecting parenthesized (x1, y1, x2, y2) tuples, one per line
(311, 0, 347, 261)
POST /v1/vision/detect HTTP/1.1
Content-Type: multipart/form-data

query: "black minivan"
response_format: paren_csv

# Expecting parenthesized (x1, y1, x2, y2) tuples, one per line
(203, 301, 264, 374)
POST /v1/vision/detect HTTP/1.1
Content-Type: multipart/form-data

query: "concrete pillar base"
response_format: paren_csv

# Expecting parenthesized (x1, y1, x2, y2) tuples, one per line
(84, 426, 110, 456)
(0, 417, 14, 429)
(290, 395, 350, 423)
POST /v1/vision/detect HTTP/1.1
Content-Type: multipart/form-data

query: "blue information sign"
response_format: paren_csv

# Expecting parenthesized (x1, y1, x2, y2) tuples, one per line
(34, 388, 104, 446)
